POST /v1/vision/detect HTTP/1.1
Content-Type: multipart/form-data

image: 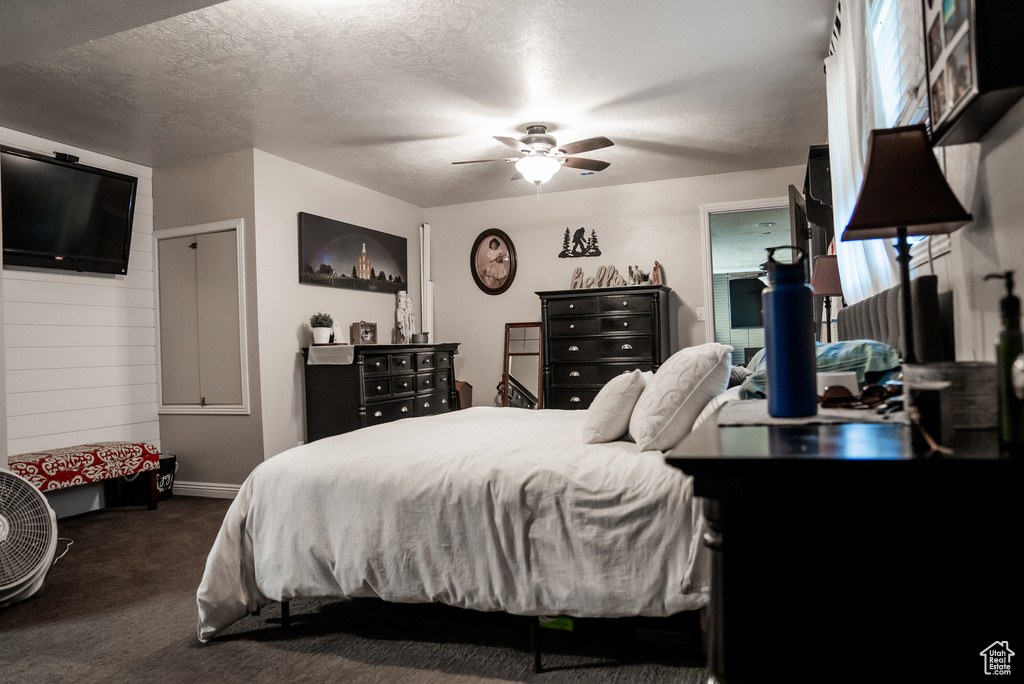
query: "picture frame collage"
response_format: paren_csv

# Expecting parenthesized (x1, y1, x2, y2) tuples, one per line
(924, 0, 974, 135)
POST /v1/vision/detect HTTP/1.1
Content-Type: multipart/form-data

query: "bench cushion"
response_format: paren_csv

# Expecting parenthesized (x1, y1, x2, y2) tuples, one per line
(9, 442, 160, 493)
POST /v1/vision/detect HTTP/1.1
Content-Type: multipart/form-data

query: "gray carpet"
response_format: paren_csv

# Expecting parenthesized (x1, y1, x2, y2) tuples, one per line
(0, 495, 710, 683)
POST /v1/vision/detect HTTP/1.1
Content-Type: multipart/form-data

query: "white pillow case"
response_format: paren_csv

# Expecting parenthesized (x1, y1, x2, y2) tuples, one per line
(581, 369, 647, 444)
(628, 343, 733, 451)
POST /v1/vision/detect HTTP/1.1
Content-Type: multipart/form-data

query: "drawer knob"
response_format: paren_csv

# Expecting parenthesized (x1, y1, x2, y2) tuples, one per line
(621, 344, 633, 350)
(569, 324, 575, 329)
(623, 321, 629, 328)
(568, 346, 579, 352)
(374, 411, 383, 417)
(401, 382, 409, 389)
(570, 396, 581, 403)
(442, 399, 447, 404)
(569, 304, 575, 309)
(375, 361, 382, 368)
(401, 406, 409, 413)
(398, 359, 406, 366)
(423, 402, 430, 408)
(569, 371, 580, 377)
(622, 301, 628, 306)
(424, 379, 432, 386)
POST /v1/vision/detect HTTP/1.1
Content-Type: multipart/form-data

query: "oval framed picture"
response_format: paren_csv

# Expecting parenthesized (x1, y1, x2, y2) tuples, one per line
(470, 229, 517, 295)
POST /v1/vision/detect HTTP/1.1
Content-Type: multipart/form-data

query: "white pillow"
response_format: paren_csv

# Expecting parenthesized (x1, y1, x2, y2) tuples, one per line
(581, 369, 647, 444)
(628, 343, 733, 451)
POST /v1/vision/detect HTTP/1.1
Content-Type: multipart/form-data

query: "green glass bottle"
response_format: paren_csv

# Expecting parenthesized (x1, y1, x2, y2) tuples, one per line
(985, 272, 1024, 450)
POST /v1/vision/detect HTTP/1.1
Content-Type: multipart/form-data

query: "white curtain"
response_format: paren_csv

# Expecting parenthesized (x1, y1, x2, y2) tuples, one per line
(825, 0, 899, 304)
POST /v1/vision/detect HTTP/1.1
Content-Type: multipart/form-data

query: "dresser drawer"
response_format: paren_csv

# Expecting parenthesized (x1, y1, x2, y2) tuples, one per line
(364, 377, 392, 399)
(391, 354, 413, 373)
(414, 391, 451, 417)
(599, 315, 651, 334)
(549, 318, 598, 337)
(391, 374, 416, 395)
(548, 388, 601, 409)
(599, 294, 652, 312)
(364, 355, 390, 374)
(434, 371, 451, 391)
(549, 336, 653, 362)
(415, 352, 435, 370)
(551, 362, 654, 386)
(366, 399, 414, 425)
(435, 352, 451, 370)
(548, 297, 599, 317)
(416, 372, 438, 392)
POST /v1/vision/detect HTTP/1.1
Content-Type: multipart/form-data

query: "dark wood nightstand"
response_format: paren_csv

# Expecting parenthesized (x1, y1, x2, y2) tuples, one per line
(666, 419, 1021, 683)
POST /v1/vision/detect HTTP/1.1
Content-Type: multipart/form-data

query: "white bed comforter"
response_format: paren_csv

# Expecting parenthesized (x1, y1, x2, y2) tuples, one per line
(196, 407, 708, 641)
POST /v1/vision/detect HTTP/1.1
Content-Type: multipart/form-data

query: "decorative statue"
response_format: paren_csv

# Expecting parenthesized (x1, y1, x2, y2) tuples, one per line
(396, 291, 415, 343)
(652, 261, 663, 285)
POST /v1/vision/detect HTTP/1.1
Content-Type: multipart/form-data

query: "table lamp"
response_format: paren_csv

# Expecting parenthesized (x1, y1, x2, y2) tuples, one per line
(809, 254, 843, 342)
(841, 124, 971, 363)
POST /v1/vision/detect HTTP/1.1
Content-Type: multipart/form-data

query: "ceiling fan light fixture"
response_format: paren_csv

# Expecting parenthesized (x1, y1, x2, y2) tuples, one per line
(515, 155, 560, 184)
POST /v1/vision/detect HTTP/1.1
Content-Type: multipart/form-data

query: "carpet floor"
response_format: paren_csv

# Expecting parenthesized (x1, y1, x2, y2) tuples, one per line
(0, 495, 710, 683)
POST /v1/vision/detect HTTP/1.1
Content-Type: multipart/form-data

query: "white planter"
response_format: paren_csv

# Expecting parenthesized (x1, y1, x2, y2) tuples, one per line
(311, 327, 331, 345)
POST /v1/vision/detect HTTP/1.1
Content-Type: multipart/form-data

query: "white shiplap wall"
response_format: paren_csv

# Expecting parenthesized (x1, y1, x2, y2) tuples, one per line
(2, 128, 159, 458)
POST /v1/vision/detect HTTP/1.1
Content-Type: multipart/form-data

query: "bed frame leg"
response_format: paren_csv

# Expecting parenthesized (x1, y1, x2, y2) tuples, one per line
(529, 616, 543, 673)
(280, 601, 290, 629)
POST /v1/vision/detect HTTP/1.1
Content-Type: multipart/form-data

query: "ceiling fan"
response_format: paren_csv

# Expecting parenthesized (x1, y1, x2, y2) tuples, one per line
(452, 124, 613, 184)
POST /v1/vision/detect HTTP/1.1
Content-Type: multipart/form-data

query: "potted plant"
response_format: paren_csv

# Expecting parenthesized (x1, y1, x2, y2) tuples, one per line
(309, 312, 333, 345)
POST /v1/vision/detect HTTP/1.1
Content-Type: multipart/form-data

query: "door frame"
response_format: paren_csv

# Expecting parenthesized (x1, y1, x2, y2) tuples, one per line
(699, 197, 789, 344)
(154, 218, 250, 415)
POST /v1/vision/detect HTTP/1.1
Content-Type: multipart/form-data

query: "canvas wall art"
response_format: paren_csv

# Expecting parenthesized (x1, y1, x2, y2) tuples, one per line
(298, 212, 407, 294)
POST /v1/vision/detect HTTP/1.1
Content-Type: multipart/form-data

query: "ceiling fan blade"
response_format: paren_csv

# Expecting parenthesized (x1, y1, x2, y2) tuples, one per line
(561, 156, 610, 172)
(494, 136, 531, 153)
(451, 158, 518, 165)
(558, 136, 614, 156)
(510, 170, 524, 182)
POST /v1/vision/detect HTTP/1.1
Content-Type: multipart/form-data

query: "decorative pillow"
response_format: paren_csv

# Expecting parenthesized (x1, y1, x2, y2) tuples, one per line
(581, 370, 647, 444)
(628, 343, 733, 451)
(738, 339, 900, 399)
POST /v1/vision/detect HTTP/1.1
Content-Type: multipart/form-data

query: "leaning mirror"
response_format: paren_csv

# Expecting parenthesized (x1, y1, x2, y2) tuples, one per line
(500, 322, 542, 409)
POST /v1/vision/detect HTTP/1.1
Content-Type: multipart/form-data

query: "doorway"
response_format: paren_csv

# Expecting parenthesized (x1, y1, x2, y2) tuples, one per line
(700, 199, 790, 366)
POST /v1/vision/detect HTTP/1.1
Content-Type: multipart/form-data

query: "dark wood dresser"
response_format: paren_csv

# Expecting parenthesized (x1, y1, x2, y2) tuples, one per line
(302, 343, 460, 441)
(538, 285, 672, 409)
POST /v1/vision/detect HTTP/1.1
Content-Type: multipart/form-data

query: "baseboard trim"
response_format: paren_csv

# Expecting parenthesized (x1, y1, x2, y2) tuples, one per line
(173, 480, 240, 499)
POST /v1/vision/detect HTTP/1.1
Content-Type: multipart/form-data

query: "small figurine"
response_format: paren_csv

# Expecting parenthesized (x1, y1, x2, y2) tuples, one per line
(652, 261, 663, 285)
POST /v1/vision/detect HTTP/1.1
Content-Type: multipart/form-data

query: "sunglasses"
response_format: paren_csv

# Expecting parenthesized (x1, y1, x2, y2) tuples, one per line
(817, 383, 894, 409)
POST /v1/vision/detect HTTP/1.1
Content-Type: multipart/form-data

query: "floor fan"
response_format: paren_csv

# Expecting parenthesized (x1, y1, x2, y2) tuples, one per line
(0, 469, 58, 608)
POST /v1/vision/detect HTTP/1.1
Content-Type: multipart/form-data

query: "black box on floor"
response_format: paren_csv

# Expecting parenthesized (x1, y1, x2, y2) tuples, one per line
(111, 455, 176, 506)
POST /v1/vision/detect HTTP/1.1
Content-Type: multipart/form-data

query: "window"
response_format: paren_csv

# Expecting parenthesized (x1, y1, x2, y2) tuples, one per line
(869, 0, 927, 127)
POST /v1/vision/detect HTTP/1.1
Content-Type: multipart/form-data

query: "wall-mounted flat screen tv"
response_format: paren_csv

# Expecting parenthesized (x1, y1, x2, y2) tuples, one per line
(1, 146, 138, 275)
(729, 276, 767, 329)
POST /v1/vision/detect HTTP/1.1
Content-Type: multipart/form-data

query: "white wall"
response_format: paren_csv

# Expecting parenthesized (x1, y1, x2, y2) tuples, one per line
(1, 126, 158, 459)
(425, 166, 805, 404)
(914, 98, 1024, 362)
(252, 150, 425, 459)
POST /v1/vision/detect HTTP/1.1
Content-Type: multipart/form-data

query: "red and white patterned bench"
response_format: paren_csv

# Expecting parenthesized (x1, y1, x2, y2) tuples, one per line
(9, 442, 162, 510)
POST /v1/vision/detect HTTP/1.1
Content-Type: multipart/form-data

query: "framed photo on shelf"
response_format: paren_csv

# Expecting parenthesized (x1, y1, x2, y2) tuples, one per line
(350, 321, 378, 345)
(922, 0, 1024, 145)
(470, 229, 517, 295)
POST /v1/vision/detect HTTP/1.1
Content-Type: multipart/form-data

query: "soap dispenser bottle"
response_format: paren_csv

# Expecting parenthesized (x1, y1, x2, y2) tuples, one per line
(985, 271, 1024, 450)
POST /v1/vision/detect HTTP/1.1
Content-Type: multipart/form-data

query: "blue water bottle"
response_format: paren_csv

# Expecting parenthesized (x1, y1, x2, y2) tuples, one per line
(762, 246, 817, 417)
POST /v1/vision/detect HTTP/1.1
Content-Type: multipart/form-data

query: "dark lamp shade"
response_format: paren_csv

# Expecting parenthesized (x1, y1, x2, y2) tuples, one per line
(810, 255, 843, 297)
(841, 124, 972, 241)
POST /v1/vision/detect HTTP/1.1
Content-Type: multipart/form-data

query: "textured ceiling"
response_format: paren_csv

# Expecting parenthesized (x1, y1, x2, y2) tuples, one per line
(0, 0, 835, 208)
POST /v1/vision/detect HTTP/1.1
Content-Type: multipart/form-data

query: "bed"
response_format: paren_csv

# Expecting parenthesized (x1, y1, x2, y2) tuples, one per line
(196, 341, 731, 645)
